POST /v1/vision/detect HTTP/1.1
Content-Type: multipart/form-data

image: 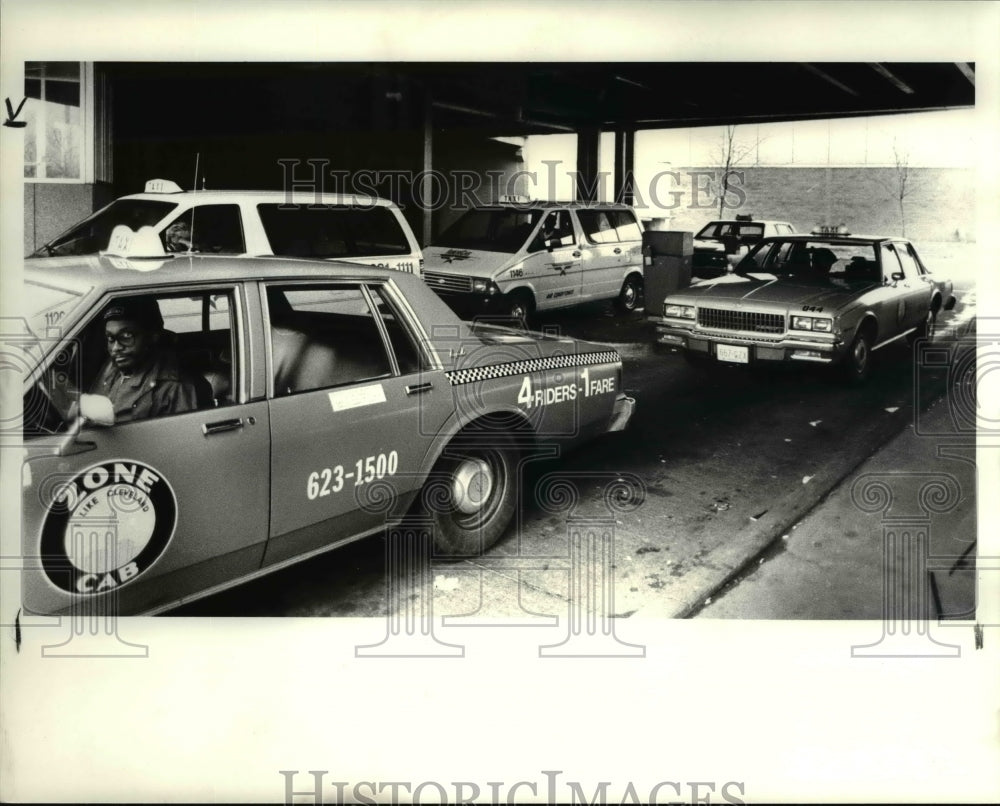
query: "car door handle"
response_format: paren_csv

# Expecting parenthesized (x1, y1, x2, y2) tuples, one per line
(613, 247, 622, 255)
(202, 417, 244, 436)
(572, 251, 581, 258)
(405, 382, 434, 396)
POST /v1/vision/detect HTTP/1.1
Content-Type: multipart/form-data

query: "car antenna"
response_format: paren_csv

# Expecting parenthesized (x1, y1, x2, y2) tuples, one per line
(188, 152, 200, 253)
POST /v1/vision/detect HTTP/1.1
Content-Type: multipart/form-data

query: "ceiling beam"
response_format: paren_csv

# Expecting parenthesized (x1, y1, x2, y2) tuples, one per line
(868, 63, 915, 94)
(954, 62, 975, 86)
(431, 100, 576, 133)
(800, 63, 860, 97)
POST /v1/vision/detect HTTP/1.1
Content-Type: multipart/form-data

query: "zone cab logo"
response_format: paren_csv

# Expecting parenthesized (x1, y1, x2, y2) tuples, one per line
(41, 460, 177, 595)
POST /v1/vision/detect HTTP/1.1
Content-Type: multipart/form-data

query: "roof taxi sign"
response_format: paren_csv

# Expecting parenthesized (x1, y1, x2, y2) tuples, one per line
(101, 225, 171, 270)
(144, 178, 184, 194)
(812, 223, 851, 236)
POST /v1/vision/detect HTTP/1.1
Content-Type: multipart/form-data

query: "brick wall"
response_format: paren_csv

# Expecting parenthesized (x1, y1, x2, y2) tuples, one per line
(646, 166, 975, 243)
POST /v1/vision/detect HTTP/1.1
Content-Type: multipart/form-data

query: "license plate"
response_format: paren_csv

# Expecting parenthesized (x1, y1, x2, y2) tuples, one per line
(716, 344, 749, 364)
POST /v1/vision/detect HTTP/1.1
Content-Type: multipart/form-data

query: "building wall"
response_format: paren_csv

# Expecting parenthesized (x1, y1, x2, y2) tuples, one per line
(649, 166, 975, 243)
(23, 183, 116, 254)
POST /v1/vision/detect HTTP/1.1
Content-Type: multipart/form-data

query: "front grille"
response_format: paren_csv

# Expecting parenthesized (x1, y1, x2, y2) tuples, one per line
(698, 307, 784, 334)
(423, 271, 473, 294)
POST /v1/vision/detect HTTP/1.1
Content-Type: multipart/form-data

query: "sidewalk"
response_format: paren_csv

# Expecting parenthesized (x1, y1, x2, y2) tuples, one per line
(696, 392, 978, 619)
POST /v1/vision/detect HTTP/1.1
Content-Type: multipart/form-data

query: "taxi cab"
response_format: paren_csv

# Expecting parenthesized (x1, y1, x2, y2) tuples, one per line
(423, 198, 646, 321)
(29, 179, 423, 276)
(18, 230, 635, 616)
(655, 228, 955, 383)
(692, 215, 796, 279)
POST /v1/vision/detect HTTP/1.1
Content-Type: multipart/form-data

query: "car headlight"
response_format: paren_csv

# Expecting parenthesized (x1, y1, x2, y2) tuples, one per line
(791, 315, 833, 332)
(664, 303, 696, 319)
(472, 279, 500, 295)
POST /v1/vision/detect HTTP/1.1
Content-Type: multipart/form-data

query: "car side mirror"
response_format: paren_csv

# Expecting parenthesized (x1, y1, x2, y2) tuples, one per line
(890, 271, 904, 283)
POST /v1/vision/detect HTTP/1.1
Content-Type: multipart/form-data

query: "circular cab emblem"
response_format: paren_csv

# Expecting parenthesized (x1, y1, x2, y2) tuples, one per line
(41, 461, 177, 595)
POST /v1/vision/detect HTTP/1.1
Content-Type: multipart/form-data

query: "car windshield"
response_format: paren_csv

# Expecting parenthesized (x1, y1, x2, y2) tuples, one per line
(433, 208, 545, 253)
(697, 221, 765, 240)
(24, 279, 89, 340)
(31, 199, 179, 257)
(739, 239, 880, 281)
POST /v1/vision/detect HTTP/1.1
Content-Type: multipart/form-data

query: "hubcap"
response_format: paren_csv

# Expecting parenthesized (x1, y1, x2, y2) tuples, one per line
(854, 339, 868, 370)
(624, 285, 636, 306)
(451, 458, 494, 515)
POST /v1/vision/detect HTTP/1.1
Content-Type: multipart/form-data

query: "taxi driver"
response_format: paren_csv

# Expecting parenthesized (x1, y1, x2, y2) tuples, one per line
(91, 296, 202, 423)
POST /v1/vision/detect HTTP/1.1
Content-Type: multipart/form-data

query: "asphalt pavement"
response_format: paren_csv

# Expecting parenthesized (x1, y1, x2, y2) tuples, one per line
(695, 374, 978, 620)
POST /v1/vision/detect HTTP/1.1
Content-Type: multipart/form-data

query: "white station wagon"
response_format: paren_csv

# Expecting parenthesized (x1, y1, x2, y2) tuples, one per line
(29, 179, 423, 276)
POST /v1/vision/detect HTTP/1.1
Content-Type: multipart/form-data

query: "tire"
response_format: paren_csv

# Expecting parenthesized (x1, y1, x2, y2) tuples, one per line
(503, 291, 534, 325)
(614, 274, 643, 314)
(426, 430, 519, 557)
(841, 328, 873, 384)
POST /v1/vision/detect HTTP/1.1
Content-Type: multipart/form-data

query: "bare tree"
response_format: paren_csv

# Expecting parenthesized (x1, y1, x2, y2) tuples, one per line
(712, 125, 757, 216)
(891, 139, 916, 236)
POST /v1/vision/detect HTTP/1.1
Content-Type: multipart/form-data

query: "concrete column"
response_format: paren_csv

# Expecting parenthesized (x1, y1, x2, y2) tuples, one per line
(613, 128, 636, 205)
(575, 127, 600, 202)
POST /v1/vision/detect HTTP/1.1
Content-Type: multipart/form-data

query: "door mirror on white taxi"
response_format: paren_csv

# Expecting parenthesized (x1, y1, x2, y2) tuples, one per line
(79, 393, 115, 427)
(890, 271, 904, 283)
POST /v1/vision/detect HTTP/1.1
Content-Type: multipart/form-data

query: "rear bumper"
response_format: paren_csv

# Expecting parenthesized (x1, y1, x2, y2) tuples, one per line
(607, 394, 636, 432)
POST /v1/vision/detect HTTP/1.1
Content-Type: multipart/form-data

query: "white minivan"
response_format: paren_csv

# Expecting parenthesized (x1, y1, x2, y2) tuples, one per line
(29, 179, 423, 276)
(422, 200, 645, 320)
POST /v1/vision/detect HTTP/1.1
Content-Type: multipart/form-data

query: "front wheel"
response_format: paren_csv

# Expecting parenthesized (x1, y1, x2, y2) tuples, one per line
(841, 329, 873, 384)
(426, 430, 520, 557)
(503, 292, 534, 325)
(614, 274, 643, 314)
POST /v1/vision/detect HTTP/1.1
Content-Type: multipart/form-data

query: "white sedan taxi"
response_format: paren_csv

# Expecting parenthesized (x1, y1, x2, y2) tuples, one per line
(18, 232, 634, 616)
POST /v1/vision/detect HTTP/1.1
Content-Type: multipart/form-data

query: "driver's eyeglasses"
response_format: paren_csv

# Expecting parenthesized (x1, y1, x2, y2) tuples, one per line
(105, 330, 137, 348)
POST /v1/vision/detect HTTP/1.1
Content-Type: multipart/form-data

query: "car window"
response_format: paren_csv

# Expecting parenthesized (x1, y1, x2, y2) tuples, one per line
(163, 205, 245, 254)
(894, 242, 921, 279)
(901, 242, 928, 274)
(33, 199, 179, 257)
(735, 223, 765, 240)
(577, 209, 619, 244)
(879, 243, 904, 281)
(528, 210, 575, 252)
(257, 204, 411, 259)
(609, 209, 642, 241)
(22, 288, 236, 437)
(267, 284, 394, 396)
(368, 286, 430, 375)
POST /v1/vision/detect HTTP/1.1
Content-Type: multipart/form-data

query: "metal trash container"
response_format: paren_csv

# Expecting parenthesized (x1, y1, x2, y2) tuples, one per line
(642, 230, 692, 318)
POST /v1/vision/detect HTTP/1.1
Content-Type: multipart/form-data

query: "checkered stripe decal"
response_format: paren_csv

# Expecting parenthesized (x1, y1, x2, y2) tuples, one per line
(445, 350, 621, 386)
